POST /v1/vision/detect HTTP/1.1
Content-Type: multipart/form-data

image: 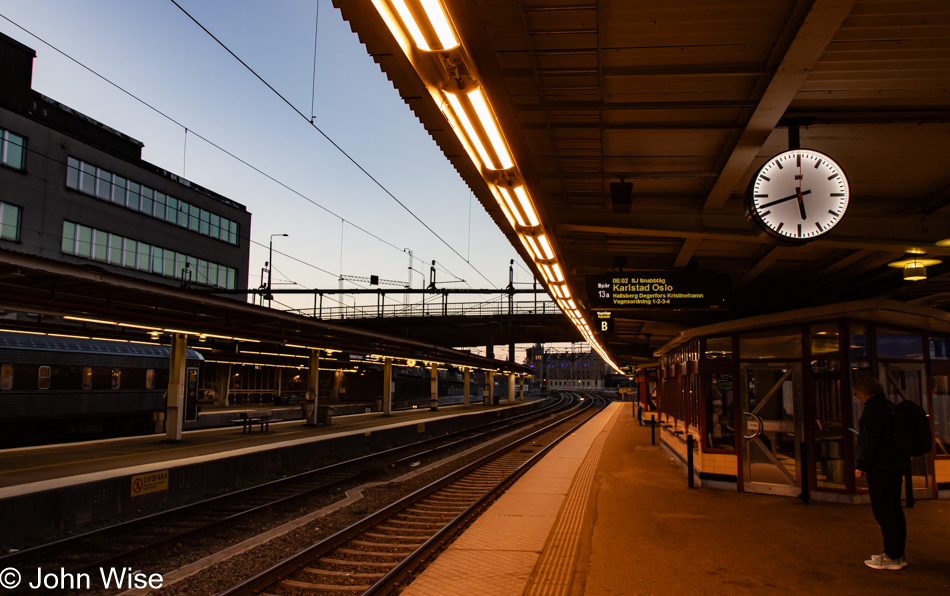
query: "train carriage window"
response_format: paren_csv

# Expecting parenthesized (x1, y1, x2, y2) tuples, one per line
(1, 364, 12, 390)
(38, 366, 51, 390)
(111, 369, 121, 389)
(146, 369, 155, 389)
(82, 367, 93, 389)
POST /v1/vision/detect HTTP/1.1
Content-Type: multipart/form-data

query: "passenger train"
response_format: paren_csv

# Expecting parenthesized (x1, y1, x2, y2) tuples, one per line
(0, 331, 201, 448)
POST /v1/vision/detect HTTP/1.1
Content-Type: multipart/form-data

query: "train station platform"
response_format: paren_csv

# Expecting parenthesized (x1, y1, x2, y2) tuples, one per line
(0, 398, 543, 545)
(404, 402, 950, 596)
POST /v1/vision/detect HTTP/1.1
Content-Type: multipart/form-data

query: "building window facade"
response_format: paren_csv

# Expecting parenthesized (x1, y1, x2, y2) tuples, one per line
(66, 157, 240, 245)
(61, 221, 237, 289)
(1, 129, 25, 170)
(0, 202, 21, 241)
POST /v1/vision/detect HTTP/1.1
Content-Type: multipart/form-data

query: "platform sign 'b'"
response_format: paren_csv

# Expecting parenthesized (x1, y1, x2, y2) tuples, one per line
(595, 311, 614, 334)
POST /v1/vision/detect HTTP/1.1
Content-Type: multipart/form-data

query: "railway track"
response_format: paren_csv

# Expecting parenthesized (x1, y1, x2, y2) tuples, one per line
(0, 394, 575, 596)
(217, 394, 606, 595)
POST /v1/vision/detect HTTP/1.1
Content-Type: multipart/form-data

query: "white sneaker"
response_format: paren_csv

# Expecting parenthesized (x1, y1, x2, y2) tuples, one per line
(865, 554, 903, 570)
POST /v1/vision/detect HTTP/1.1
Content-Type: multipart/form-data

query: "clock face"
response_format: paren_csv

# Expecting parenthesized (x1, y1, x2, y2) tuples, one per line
(748, 149, 850, 243)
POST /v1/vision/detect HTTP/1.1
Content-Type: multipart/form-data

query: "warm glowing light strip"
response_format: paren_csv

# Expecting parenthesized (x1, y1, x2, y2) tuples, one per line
(163, 328, 201, 336)
(540, 263, 555, 282)
(513, 186, 540, 226)
(559, 284, 571, 299)
(552, 263, 565, 282)
(3, 329, 46, 336)
(64, 316, 118, 325)
(467, 88, 513, 169)
(491, 188, 518, 227)
(536, 234, 555, 259)
(241, 350, 309, 359)
(419, 0, 458, 49)
(391, 0, 431, 50)
(445, 92, 494, 170)
(498, 187, 527, 227)
(524, 235, 544, 260)
(118, 322, 164, 331)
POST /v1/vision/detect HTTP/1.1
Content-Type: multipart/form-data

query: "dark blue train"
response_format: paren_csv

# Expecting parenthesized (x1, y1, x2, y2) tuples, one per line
(0, 331, 201, 447)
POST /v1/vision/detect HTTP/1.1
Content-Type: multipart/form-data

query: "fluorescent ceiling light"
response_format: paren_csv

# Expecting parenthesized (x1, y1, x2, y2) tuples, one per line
(64, 316, 117, 325)
(391, 0, 431, 50)
(419, 0, 459, 49)
(492, 187, 518, 227)
(498, 187, 527, 227)
(537, 234, 555, 259)
(524, 235, 543, 260)
(467, 88, 513, 169)
(552, 263, 564, 282)
(445, 92, 494, 170)
(513, 186, 540, 227)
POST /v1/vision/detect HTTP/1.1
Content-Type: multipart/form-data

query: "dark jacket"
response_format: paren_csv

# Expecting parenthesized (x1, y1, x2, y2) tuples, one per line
(856, 393, 903, 472)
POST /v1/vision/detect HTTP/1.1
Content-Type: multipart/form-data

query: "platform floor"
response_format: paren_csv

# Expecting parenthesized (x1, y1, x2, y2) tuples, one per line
(0, 400, 520, 498)
(404, 402, 950, 595)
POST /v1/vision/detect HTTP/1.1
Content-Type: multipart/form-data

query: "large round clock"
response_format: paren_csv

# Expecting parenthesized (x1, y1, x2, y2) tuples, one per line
(747, 149, 850, 243)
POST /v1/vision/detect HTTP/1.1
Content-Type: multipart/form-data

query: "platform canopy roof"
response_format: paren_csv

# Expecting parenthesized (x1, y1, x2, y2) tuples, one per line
(334, 0, 950, 365)
(0, 249, 530, 375)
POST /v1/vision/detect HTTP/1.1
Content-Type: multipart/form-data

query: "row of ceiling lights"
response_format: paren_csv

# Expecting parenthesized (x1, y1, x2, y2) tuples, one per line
(59, 317, 523, 375)
(372, 0, 622, 373)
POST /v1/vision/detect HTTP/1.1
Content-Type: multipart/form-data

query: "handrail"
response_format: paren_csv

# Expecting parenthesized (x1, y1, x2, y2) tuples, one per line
(283, 299, 562, 320)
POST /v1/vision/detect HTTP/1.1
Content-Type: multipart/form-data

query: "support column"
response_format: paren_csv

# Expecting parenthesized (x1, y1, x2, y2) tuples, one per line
(306, 349, 320, 426)
(507, 372, 515, 404)
(165, 334, 187, 442)
(430, 362, 439, 411)
(484, 371, 494, 406)
(463, 369, 470, 407)
(383, 357, 393, 416)
(520, 375, 525, 401)
(213, 362, 231, 406)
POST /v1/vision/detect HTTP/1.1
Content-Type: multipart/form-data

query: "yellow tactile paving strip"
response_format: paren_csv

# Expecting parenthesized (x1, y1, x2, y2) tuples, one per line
(523, 403, 621, 596)
(400, 402, 622, 596)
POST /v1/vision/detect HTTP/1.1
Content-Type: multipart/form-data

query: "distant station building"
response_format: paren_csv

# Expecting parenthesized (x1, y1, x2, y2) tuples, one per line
(0, 32, 250, 291)
(526, 344, 608, 390)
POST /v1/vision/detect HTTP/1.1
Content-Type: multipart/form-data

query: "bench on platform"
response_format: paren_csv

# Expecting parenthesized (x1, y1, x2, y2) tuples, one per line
(229, 411, 282, 433)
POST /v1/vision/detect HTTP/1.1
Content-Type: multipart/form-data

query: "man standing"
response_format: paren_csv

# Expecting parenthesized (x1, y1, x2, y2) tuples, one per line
(854, 376, 907, 570)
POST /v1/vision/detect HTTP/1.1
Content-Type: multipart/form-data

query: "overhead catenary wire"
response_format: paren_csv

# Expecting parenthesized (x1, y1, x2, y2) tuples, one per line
(167, 0, 497, 289)
(0, 14, 484, 288)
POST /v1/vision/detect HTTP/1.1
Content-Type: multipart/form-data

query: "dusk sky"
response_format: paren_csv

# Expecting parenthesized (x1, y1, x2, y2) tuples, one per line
(0, 0, 544, 328)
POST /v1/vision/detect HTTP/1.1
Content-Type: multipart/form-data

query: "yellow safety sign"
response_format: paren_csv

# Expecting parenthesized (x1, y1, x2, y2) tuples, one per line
(131, 470, 169, 497)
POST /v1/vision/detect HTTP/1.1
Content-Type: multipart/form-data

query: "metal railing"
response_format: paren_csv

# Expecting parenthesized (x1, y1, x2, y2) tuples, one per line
(284, 299, 562, 320)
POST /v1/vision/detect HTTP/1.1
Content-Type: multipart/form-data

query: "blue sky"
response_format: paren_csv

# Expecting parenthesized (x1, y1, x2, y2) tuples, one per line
(0, 0, 536, 315)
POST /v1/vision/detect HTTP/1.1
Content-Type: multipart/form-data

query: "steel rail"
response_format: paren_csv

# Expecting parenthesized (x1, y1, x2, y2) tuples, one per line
(216, 393, 602, 596)
(0, 396, 566, 595)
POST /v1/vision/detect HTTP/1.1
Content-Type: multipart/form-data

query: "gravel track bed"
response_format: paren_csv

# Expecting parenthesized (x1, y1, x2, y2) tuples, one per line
(208, 407, 593, 596)
(80, 415, 563, 596)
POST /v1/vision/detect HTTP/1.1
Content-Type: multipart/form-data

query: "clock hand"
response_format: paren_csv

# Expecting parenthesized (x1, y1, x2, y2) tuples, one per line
(759, 189, 812, 209)
(797, 187, 807, 220)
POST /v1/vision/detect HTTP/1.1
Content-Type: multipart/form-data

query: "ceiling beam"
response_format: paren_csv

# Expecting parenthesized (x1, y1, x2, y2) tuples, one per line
(674, 238, 702, 268)
(702, 0, 858, 211)
(735, 246, 784, 289)
(555, 211, 950, 252)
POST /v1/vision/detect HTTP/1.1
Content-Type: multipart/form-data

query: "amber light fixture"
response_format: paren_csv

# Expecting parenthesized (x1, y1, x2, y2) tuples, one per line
(372, 0, 623, 374)
(888, 249, 941, 281)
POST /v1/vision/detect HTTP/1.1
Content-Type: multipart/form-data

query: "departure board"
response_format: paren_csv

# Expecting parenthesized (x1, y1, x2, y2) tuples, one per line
(586, 272, 729, 310)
